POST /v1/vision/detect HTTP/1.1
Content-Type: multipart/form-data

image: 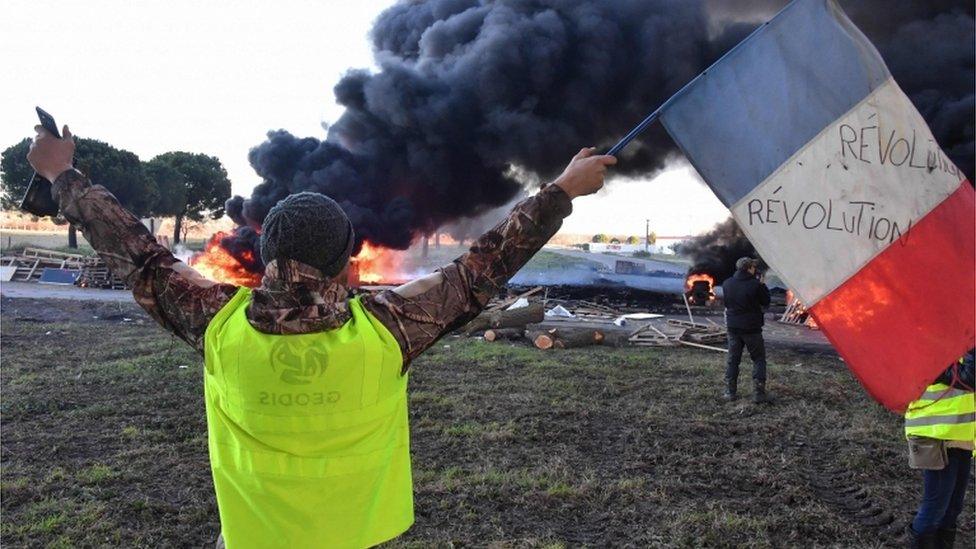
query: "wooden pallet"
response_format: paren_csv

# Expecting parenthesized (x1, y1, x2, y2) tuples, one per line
(627, 324, 678, 347)
(780, 298, 808, 325)
(666, 319, 724, 333)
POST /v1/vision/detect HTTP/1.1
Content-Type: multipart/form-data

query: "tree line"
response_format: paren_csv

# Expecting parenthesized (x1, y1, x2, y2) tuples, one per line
(0, 137, 231, 247)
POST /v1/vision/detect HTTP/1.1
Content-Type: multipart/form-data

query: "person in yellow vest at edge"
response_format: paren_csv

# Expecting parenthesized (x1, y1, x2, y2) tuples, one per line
(27, 124, 617, 548)
(904, 349, 974, 549)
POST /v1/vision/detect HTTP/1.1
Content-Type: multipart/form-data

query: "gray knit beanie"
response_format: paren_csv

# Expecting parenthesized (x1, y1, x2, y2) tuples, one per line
(260, 192, 355, 277)
(735, 257, 757, 271)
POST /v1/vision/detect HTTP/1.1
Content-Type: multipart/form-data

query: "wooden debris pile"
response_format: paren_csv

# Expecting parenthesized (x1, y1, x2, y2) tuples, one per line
(77, 258, 129, 290)
(626, 319, 728, 352)
(0, 247, 128, 289)
(464, 286, 729, 353)
(1, 247, 87, 282)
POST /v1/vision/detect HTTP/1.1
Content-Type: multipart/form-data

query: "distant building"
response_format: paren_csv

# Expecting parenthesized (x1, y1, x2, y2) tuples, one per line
(653, 236, 694, 254)
(583, 235, 693, 256)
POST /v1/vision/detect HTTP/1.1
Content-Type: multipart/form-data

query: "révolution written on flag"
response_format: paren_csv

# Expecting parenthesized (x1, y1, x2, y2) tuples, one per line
(656, 0, 975, 411)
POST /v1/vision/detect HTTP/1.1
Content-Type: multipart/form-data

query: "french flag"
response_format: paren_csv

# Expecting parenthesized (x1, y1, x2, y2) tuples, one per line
(657, 0, 975, 411)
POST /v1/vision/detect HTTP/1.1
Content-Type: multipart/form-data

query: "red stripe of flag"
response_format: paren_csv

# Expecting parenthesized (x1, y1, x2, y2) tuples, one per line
(810, 181, 975, 412)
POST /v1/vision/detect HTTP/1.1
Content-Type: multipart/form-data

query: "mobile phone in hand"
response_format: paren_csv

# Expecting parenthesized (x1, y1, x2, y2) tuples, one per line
(19, 107, 63, 217)
(36, 107, 61, 138)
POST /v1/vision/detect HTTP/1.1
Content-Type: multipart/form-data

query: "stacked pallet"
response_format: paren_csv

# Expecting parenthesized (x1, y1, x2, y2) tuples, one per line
(1, 247, 87, 282)
(77, 258, 129, 290)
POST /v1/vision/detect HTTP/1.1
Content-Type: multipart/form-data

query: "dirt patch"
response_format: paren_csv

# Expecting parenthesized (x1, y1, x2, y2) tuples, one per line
(1, 298, 971, 547)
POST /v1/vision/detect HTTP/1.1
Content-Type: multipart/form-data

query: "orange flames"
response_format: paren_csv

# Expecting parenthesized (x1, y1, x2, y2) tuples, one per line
(189, 232, 262, 288)
(189, 234, 408, 288)
(349, 241, 405, 285)
(685, 273, 715, 292)
(684, 273, 716, 305)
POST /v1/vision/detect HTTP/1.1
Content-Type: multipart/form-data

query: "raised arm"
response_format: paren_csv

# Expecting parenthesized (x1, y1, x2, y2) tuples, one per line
(28, 125, 237, 353)
(363, 148, 616, 368)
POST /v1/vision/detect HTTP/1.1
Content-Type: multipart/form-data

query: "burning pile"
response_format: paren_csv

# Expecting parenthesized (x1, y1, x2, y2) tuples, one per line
(781, 289, 819, 329)
(190, 232, 262, 288)
(189, 233, 409, 288)
(348, 242, 408, 286)
(684, 273, 716, 305)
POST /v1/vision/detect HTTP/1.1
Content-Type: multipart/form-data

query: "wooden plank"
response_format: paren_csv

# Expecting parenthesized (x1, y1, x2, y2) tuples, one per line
(25, 258, 41, 280)
(682, 292, 694, 323)
(648, 324, 670, 339)
(677, 340, 729, 353)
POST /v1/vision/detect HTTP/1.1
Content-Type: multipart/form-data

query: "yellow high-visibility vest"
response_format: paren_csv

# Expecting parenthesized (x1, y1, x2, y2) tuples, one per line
(905, 377, 976, 442)
(203, 288, 412, 548)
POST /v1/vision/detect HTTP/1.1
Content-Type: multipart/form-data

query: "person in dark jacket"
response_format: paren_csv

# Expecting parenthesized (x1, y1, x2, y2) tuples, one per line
(721, 257, 771, 402)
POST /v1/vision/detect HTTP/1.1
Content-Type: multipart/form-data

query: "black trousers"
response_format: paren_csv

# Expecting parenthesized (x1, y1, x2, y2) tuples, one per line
(726, 330, 766, 384)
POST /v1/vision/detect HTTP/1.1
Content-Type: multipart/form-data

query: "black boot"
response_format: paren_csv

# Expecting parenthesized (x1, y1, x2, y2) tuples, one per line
(723, 379, 737, 401)
(753, 381, 770, 403)
(906, 525, 939, 549)
(935, 528, 956, 548)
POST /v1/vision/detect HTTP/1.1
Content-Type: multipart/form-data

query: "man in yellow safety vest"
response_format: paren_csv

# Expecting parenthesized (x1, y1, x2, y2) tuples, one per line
(27, 124, 616, 547)
(904, 349, 974, 549)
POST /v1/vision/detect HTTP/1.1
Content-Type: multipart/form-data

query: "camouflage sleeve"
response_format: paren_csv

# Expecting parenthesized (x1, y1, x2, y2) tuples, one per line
(363, 184, 572, 368)
(52, 169, 238, 353)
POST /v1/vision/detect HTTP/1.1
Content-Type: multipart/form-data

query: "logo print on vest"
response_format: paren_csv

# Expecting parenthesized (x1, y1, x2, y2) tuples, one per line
(270, 339, 328, 385)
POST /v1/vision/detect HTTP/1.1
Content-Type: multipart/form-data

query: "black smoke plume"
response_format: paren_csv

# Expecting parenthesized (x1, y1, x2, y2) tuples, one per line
(676, 218, 762, 283)
(223, 0, 973, 276)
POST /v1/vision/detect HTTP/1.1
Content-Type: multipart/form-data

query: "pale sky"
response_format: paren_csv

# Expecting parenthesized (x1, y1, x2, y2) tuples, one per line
(0, 0, 729, 236)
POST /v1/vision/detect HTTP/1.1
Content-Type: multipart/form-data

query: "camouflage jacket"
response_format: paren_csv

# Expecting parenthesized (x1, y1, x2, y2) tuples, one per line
(52, 168, 572, 368)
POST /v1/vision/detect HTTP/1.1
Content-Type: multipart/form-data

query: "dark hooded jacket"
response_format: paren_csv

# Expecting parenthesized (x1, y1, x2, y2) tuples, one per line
(722, 269, 771, 333)
(934, 349, 976, 389)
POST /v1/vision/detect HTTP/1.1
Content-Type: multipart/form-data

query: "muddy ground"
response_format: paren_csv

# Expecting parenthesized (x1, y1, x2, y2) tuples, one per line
(1, 297, 973, 548)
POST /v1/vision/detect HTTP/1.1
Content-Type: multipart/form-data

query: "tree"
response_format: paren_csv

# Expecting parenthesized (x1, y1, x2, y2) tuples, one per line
(150, 152, 231, 244)
(2, 137, 154, 248)
(591, 233, 609, 243)
(609, 237, 621, 244)
(647, 231, 657, 245)
(0, 139, 33, 210)
(143, 158, 187, 218)
(625, 235, 640, 245)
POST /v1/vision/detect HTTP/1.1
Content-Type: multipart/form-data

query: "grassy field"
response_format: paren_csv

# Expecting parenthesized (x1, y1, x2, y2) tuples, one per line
(521, 250, 602, 271)
(1, 298, 972, 547)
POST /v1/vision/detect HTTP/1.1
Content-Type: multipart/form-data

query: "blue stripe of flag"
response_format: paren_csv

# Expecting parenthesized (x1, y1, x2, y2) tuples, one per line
(658, 0, 890, 207)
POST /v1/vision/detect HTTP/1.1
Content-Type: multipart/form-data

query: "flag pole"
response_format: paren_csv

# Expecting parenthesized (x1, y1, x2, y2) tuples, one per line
(605, 107, 665, 157)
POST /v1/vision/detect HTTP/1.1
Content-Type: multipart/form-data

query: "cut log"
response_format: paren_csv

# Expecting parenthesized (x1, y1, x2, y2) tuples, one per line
(531, 332, 555, 350)
(531, 327, 605, 349)
(464, 302, 545, 334)
(484, 328, 526, 342)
